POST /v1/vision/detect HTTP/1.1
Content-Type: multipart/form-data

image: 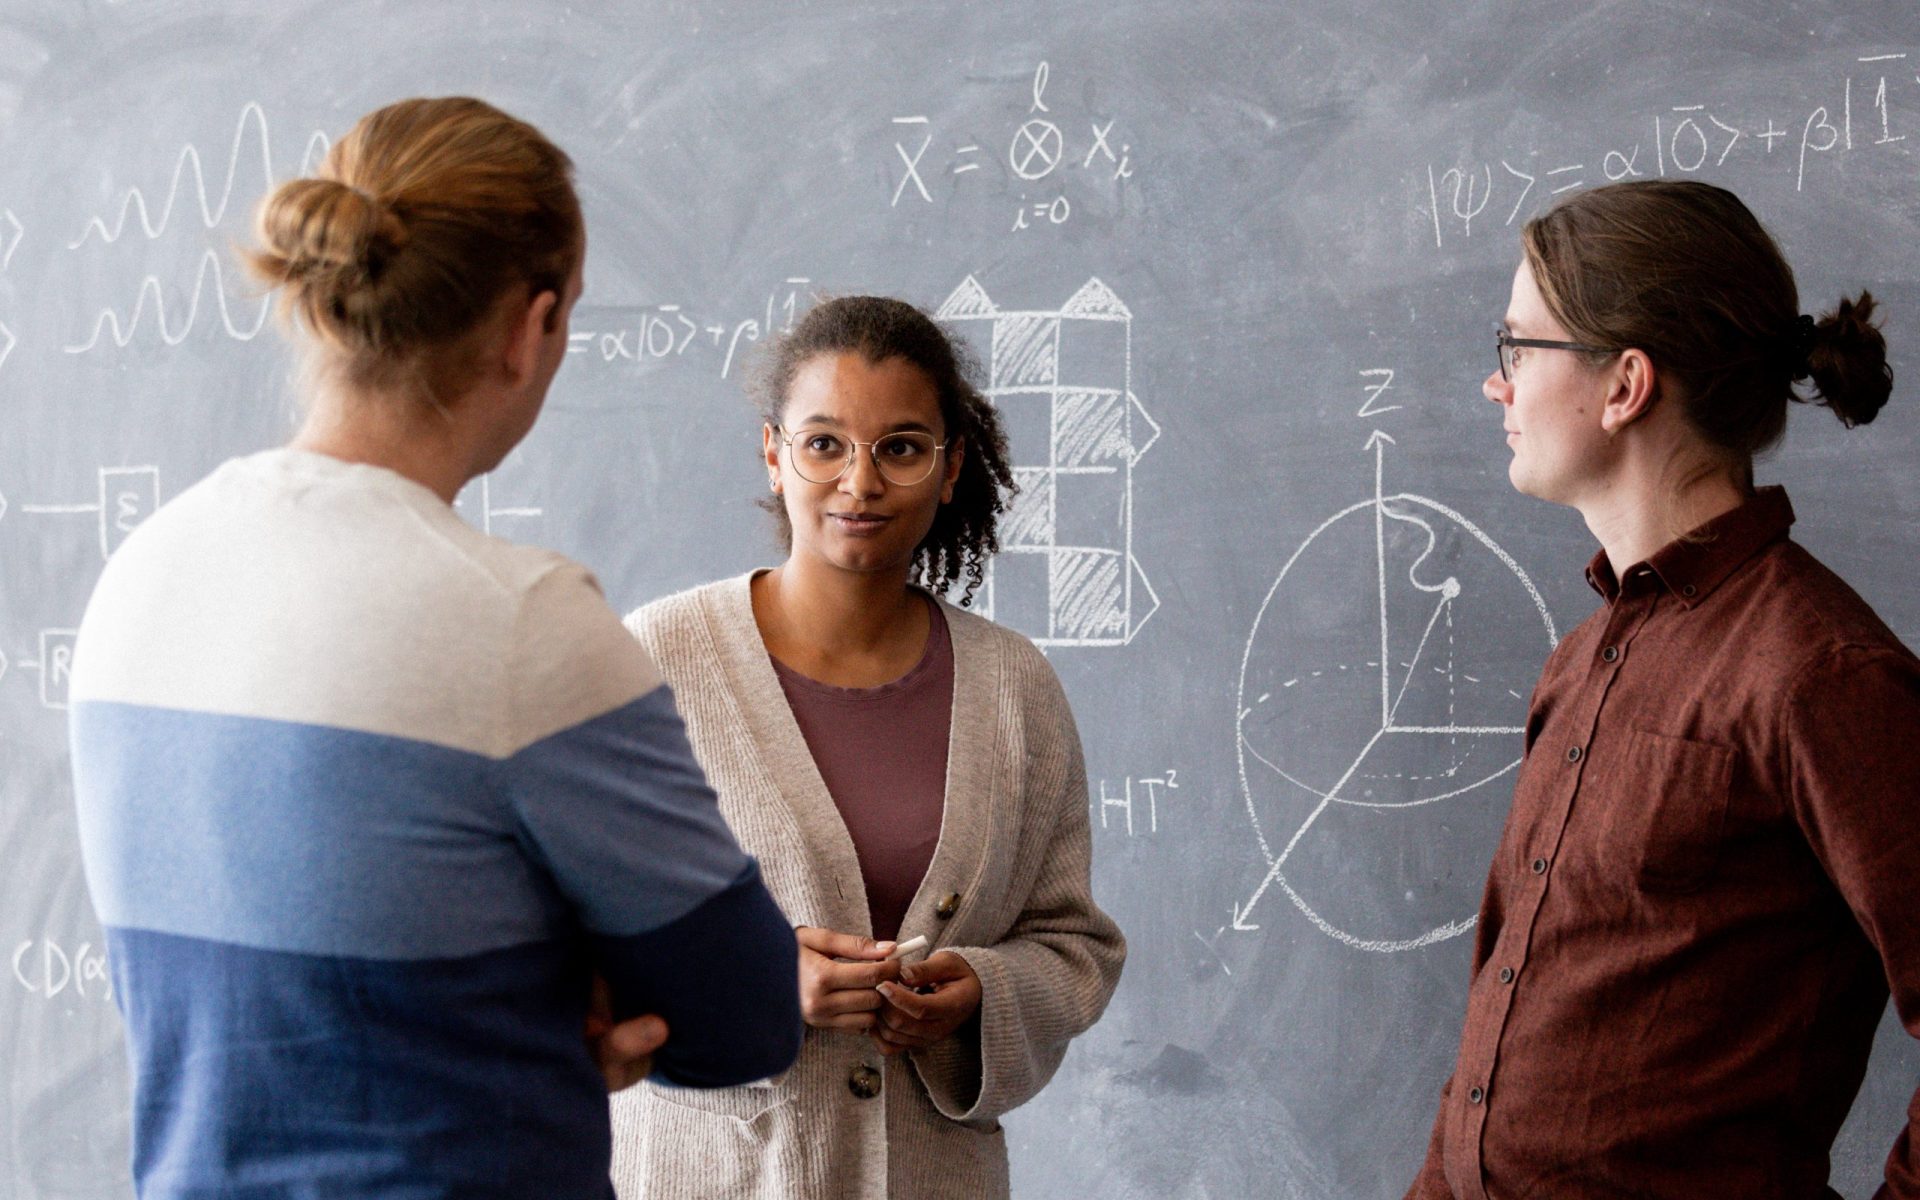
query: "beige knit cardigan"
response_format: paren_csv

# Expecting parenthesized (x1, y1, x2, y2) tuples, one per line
(608, 574, 1125, 1199)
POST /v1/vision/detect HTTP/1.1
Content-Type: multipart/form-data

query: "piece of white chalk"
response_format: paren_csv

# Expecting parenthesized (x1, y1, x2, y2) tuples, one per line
(882, 935, 929, 961)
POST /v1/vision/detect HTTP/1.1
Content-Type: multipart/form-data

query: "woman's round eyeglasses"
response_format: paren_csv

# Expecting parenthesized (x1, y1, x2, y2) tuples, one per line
(775, 425, 949, 487)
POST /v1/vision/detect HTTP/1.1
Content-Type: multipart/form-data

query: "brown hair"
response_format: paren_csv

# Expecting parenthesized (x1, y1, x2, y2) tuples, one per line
(245, 96, 582, 403)
(1522, 180, 1892, 474)
(750, 296, 1016, 604)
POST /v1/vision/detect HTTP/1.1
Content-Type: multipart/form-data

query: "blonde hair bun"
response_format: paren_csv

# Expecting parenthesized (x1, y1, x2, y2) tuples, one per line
(243, 96, 580, 387)
(252, 177, 409, 296)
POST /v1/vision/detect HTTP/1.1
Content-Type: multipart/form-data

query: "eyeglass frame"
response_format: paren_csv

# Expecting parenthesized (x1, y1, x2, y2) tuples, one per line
(772, 423, 953, 487)
(1495, 326, 1617, 381)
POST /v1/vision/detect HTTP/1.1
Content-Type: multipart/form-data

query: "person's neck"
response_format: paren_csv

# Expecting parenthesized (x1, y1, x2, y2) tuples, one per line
(1579, 458, 1748, 581)
(751, 556, 930, 688)
(289, 393, 477, 505)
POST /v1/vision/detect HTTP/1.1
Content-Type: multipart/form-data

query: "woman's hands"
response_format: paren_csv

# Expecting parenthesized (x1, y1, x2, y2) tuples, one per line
(873, 951, 981, 1057)
(796, 930, 981, 1056)
(796, 926, 902, 1031)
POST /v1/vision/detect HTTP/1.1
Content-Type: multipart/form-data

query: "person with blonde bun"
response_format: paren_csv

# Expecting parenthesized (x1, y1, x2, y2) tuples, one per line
(1408, 179, 1920, 1200)
(68, 96, 800, 1199)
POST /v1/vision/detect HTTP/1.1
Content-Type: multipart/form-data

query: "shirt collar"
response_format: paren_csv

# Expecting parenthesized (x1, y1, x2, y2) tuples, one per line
(1584, 486, 1796, 607)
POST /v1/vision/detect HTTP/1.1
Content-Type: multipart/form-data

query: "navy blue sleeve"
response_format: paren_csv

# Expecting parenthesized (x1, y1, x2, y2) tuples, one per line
(593, 858, 803, 1088)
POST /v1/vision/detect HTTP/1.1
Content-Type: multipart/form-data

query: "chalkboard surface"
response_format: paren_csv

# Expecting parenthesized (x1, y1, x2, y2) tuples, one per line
(5, 3, 1920, 1196)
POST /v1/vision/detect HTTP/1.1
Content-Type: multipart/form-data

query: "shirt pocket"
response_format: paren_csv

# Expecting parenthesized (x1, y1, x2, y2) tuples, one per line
(1599, 728, 1735, 893)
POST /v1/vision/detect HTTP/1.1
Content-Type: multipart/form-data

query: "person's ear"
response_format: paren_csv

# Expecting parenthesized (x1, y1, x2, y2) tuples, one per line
(763, 423, 783, 494)
(503, 287, 560, 388)
(939, 437, 965, 505)
(1599, 349, 1657, 435)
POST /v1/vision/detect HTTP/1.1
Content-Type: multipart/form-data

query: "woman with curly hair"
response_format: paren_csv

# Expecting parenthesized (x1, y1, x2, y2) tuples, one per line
(611, 295, 1125, 1199)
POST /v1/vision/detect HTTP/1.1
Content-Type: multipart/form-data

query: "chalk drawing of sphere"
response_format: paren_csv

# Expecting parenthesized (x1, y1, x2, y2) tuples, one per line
(1235, 493, 1557, 950)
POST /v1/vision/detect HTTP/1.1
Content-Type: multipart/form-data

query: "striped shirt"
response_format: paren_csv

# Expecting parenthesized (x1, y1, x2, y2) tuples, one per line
(69, 448, 800, 1199)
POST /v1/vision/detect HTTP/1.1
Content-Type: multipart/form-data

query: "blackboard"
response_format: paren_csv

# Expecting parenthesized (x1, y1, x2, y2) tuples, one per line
(5, 2, 1920, 1196)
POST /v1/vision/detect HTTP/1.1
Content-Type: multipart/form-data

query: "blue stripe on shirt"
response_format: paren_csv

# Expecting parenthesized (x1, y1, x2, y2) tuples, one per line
(73, 687, 749, 959)
(108, 925, 613, 1200)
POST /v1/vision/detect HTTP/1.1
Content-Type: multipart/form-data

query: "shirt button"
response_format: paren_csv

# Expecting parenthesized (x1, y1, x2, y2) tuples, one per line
(1682, 584, 1698, 598)
(1498, 966, 1515, 984)
(1531, 857, 1549, 875)
(1468, 1085, 1485, 1105)
(1566, 745, 1583, 763)
(849, 1064, 882, 1099)
(1601, 645, 1619, 663)
(935, 892, 961, 920)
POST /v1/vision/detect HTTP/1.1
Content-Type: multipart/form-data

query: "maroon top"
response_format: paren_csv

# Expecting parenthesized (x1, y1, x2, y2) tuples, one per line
(1409, 488, 1920, 1200)
(771, 599, 952, 943)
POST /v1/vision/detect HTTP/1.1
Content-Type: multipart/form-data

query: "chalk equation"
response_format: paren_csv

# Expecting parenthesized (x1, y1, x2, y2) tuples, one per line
(889, 61, 1138, 233)
(1423, 53, 1918, 248)
(567, 278, 812, 380)
(19, 466, 161, 559)
(1227, 373, 1557, 953)
(935, 275, 1160, 648)
(1094, 772, 1179, 837)
(11, 938, 112, 1002)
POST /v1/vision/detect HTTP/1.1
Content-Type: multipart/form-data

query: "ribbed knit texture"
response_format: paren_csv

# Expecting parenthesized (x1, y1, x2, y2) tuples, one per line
(609, 575, 1125, 1199)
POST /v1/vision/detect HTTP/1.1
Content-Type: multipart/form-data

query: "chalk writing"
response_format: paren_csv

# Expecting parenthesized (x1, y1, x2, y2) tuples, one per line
(886, 61, 1137, 233)
(10, 938, 112, 1001)
(65, 250, 269, 352)
(16, 630, 79, 710)
(1094, 772, 1179, 836)
(20, 466, 160, 559)
(453, 474, 541, 536)
(68, 101, 329, 249)
(1423, 58, 1918, 248)
(568, 278, 812, 380)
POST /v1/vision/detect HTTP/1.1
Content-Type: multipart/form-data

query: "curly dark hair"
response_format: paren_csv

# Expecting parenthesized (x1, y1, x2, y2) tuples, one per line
(749, 295, 1016, 604)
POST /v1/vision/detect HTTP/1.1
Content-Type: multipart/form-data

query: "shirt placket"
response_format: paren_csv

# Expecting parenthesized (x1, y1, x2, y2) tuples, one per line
(1447, 576, 1663, 1200)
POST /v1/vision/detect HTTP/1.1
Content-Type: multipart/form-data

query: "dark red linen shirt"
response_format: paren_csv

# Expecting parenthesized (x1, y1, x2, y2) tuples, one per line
(1408, 487, 1920, 1200)
(770, 599, 952, 943)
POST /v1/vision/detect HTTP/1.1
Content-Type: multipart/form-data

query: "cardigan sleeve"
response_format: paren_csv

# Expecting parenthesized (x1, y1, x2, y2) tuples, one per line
(912, 653, 1126, 1123)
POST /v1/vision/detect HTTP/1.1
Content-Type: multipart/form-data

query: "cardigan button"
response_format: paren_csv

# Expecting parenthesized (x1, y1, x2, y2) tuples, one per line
(849, 1064, 882, 1099)
(935, 892, 961, 920)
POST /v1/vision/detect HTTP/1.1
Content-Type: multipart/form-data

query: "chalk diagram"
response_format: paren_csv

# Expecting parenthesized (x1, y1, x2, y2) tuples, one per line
(65, 102, 330, 354)
(935, 276, 1159, 647)
(454, 474, 542, 536)
(1230, 432, 1557, 951)
(19, 465, 160, 560)
(0, 205, 20, 374)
